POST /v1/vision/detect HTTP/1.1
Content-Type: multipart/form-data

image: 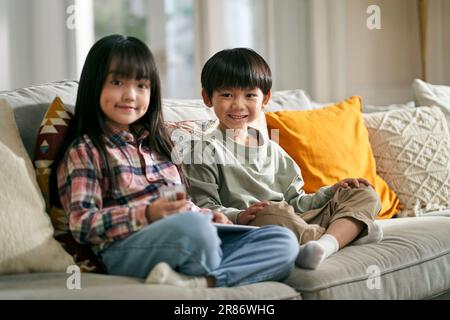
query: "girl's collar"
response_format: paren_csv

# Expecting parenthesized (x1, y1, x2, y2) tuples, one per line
(106, 123, 149, 145)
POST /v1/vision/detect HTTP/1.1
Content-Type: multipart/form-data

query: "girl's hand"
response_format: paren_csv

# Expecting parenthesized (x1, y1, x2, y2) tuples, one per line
(331, 178, 373, 194)
(237, 201, 272, 225)
(146, 198, 190, 223)
(212, 211, 232, 224)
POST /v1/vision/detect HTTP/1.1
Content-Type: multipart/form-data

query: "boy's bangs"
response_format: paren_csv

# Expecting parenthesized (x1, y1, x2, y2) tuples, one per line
(216, 58, 271, 93)
(108, 48, 151, 80)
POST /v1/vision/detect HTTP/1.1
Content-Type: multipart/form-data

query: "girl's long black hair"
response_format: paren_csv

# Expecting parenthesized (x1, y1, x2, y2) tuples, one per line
(50, 34, 184, 207)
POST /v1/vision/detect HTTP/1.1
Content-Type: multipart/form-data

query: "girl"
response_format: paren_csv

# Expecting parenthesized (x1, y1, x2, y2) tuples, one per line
(49, 34, 298, 288)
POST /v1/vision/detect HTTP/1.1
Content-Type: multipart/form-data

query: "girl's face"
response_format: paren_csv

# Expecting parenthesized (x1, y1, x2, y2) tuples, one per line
(100, 67, 151, 131)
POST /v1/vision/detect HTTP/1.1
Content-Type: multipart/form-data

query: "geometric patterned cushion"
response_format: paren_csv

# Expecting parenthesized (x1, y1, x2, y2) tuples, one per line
(34, 97, 73, 214)
(34, 96, 73, 233)
(33, 97, 105, 273)
(363, 107, 450, 217)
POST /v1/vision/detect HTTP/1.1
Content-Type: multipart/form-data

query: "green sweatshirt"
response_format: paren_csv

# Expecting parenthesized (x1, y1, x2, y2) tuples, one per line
(182, 128, 333, 223)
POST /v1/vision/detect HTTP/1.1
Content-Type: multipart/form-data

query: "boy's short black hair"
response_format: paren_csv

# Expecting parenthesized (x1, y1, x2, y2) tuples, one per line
(201, 48, 272, 99)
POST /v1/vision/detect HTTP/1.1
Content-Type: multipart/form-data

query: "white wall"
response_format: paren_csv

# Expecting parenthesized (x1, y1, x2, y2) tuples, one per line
(427, 0, 450, 85)
(266, 0, 423, 105)
(345, 0, 421, 105)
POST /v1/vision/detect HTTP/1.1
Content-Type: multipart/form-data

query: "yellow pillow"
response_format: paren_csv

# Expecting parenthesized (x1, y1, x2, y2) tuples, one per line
(265, 96, 399, 219)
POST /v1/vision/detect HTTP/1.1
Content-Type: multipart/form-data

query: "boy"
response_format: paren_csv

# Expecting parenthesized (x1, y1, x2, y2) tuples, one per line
(182, 48, 382, 269)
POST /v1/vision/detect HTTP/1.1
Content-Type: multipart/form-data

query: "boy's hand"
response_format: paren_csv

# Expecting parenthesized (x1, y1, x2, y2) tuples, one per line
(237, 201, 271, 225)
(146, 198, 190, 223)
(331, 178, 373, 194)
(212, 211, 232, 224)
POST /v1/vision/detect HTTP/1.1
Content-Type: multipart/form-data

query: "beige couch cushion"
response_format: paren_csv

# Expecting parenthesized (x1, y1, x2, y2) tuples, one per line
(285, 215, 450, 299)
(0, 99, 74, 274)
(0, 81, 78, 159)
(0, 272, 300, 300)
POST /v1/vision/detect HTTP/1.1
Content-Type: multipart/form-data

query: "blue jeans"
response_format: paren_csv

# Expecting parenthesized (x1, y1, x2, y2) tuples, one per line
(99, 211, 298, 287)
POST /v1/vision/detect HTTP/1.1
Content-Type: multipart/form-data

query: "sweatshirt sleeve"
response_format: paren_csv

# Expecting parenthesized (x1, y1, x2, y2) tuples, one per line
(275, 144, 334, 213)
(182, 140, 242, 223)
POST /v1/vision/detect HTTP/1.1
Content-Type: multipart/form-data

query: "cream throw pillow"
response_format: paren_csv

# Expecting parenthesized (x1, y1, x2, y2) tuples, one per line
(363, 106, 450, 217)
(0, 98, 74, 274)
(413, 79, 450, 129)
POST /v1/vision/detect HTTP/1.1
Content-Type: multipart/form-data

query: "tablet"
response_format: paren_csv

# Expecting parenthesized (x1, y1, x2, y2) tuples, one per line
(213, 223, 260, 232)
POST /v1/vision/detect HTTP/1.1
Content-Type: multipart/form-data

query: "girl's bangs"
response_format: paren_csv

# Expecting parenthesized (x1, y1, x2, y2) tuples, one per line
(107, 47, 151, 80)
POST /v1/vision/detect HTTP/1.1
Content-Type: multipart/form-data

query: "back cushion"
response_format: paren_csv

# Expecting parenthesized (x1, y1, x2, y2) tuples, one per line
(0, 80, 78, 159)
(0, 98, 74, 274)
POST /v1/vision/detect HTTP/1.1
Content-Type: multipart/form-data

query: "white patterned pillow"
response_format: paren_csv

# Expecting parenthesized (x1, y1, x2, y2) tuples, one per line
(363, 107, 450, 217)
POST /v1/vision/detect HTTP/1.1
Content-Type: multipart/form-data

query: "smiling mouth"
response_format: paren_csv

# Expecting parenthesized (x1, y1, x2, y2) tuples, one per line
(116, 105, 136, 111)
(228, 115, 248, 119)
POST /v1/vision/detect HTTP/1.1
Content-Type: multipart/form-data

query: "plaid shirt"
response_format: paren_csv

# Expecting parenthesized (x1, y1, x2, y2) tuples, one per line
(58, 124, 201, 253)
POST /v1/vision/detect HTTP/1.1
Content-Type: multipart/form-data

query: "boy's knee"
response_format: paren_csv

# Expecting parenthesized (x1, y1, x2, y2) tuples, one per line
(358, 186, 382, 214)
(339, 186, 381, 210)
(345, 186, 382, 218)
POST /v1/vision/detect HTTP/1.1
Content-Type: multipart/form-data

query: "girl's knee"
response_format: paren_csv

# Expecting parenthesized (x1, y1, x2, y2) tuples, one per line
(167, 212, 220, 249)
(258, 226, 298, 260)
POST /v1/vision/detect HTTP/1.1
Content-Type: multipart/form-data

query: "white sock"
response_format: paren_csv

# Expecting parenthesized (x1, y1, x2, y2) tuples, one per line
(145, 262, 208, 288)
(296, 234, 339, 269)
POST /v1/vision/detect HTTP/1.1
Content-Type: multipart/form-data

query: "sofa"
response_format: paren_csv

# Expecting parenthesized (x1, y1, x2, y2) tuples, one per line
(0, 80, 449, 300)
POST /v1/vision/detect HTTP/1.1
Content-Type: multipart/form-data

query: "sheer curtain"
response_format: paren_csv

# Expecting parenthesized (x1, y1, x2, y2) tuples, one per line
(305, 0, 347, 103)
(267, 0, 423, 105)
(426, 0, 450, 85)
(194, 0, 269, 95)
(0, 0, 10, 90)
(198, 0, 425, 105)
(0, 0, 77, 91)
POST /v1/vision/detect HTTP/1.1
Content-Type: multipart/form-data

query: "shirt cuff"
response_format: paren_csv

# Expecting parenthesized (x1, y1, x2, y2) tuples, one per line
(223, 209, 243, 224)
(135, 204, 150, 227)
(320, 186, 334, 198)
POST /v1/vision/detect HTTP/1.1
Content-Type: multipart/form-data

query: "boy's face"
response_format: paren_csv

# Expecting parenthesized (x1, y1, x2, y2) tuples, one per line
(202, 87, 270, 131)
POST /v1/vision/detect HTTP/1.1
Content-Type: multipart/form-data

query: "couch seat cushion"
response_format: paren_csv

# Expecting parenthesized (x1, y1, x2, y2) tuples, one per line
(286, 216, 450, 299)
(0, 273, 300, 300)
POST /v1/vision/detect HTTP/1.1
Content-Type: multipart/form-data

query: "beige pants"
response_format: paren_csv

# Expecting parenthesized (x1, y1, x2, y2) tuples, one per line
(248, 186, 383, 245)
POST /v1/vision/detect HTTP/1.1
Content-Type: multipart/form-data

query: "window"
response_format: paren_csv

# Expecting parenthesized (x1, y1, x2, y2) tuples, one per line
(165, 0, 194, 98)
(94, 0, 148, 41)
(91, 0, 194, 98)
(83, 0, 269, 98)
